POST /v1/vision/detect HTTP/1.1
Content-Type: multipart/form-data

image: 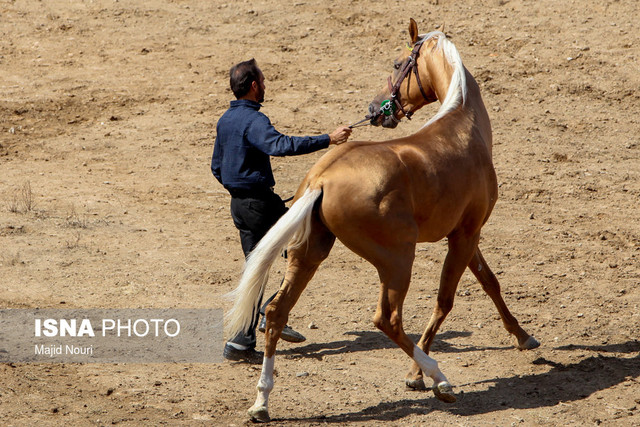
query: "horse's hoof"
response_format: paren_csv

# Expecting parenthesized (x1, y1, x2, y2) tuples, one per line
(248, 405, 270, 423)
(517, 335, 541, 350)
(405, 377, 427, 390)
(432, 381, 457, 403)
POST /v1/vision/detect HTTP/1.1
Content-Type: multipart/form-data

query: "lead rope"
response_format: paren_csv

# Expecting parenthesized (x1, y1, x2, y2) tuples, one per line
(348, 115, 375, 128)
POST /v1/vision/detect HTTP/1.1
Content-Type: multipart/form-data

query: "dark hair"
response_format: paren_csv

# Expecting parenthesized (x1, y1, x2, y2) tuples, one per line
(229, 59, 261, 99)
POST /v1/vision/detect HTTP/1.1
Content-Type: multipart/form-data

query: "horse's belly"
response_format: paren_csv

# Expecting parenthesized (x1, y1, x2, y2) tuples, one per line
(415, 203, 468, 243)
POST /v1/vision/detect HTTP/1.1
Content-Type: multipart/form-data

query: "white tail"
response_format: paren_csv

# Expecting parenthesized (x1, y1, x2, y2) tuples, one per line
(224, 188, 322, 339)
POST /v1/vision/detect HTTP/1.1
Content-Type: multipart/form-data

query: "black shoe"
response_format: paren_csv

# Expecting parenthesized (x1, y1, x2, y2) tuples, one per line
(258, 316, 307, 343)
(223, 343, 263, 363)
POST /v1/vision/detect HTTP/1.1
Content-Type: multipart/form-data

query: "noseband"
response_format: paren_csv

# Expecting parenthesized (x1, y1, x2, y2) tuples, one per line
(386, 39, 432, 121)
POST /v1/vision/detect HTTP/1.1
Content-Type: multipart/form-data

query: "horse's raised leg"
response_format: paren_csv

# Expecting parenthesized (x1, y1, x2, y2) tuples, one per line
(406, 232, 479, 391)
(468, 248, 540, 350)
(248, 216, 335, 423)
(372, 245, 456, 403)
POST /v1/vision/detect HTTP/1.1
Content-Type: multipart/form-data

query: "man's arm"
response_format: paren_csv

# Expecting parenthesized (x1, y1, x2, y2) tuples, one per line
(246, 114, 328, 156)
(328, 126, 352, 145)
(211, 134, 223, 184)
(246, 114, 350, 156)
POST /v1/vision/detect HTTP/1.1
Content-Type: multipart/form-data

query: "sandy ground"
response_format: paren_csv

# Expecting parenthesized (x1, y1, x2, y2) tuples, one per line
(1, 0, 639, 425)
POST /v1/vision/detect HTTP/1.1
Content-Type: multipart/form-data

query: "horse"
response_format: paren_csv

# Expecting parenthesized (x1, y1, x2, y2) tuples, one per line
(225, 19, 540, 423)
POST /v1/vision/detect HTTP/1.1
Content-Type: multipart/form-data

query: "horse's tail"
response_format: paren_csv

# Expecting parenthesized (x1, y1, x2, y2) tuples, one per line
(224, 187, 322, 339)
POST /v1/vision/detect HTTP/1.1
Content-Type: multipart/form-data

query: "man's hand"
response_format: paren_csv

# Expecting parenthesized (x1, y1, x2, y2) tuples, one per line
(329, 126, 352, 145)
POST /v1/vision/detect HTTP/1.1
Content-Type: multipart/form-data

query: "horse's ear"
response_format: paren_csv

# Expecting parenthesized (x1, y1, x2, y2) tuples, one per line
(409, 18, 419, 44)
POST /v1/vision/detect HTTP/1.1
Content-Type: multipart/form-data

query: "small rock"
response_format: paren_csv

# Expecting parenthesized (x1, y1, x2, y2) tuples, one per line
(296, 372, 309, 377)
(308, 322, 318, 329)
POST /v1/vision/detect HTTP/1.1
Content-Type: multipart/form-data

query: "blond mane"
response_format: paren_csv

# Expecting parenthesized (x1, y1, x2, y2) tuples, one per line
(419, 31, 467, 129)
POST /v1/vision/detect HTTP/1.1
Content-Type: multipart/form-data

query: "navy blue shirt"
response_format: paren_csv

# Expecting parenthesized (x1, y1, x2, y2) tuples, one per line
(211, 99, 330, 192)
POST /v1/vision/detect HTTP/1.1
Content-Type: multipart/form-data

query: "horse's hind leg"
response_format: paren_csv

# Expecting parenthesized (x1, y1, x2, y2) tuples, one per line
(372, 246, 456, 403)
(406, 232, 479, 391)
(468, 248, 540, 350)
(248, 214, 335, 423)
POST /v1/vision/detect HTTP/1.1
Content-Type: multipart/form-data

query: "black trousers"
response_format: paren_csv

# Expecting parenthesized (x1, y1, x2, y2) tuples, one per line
(228, 189, 287, 348)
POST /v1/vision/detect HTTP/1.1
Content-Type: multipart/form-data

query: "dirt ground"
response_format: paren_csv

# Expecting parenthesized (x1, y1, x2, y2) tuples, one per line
(1, 0, 639, 425)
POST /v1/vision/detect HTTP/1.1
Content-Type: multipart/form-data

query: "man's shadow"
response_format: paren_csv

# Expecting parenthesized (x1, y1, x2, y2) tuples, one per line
(274, 335, 640, 423)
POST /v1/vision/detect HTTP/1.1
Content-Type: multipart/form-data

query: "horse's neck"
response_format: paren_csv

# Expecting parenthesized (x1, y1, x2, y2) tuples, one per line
(425, 54, 454, 104)
(427, 54, 492, 154)
(417, 79, 493, 157)
(463, 71, 493, 155)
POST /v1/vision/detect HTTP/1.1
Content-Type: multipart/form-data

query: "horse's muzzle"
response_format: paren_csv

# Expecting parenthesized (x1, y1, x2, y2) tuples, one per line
(368, 102, 398, 128)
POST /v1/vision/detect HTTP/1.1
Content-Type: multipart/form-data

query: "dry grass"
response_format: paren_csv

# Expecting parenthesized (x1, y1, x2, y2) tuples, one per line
(65, 204, 89, 229)
(1, 251, 23, 267)
(6, 181, 35, 213)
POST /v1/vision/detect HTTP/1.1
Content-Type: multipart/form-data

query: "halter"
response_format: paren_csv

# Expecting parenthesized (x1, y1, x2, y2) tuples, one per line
(348, 38, 433, 128)
(386, 38, 432, 121)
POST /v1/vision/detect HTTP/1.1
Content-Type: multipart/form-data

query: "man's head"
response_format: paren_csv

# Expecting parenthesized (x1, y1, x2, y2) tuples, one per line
(230, 59, 265, 102)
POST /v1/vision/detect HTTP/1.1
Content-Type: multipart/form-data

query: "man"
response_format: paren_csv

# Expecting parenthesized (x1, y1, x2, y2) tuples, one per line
(212, 58, 351, 362)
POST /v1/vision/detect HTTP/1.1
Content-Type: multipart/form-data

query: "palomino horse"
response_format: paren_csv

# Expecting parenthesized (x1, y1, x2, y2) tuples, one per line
(226, 19, 540, 422)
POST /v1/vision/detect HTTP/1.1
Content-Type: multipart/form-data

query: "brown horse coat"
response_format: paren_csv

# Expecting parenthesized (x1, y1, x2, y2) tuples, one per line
(225, 20, 539, 423)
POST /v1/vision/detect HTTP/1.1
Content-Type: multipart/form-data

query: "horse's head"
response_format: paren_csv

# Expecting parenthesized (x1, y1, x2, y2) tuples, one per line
(369, 19, 439, 128)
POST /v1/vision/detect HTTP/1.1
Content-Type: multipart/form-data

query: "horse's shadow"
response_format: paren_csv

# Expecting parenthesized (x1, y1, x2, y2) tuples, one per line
(278, 329, 510, 360)
(274, 338, 640, 423)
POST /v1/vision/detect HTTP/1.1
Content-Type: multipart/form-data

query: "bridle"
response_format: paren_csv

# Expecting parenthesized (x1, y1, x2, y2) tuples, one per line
(349, 38, 434, 128)
(385, 38, 432, 121)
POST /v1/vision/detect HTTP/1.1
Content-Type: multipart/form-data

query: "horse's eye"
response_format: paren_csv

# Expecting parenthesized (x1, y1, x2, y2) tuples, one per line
(393, 61, 401, 70)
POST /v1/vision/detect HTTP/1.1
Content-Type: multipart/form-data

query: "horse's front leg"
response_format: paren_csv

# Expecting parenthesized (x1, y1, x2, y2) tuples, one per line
(468, 248, 540, 350)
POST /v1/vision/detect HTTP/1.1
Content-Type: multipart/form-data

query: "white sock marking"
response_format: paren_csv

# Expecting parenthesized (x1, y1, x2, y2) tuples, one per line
(413, 344, 448, 385)
(252, 356, 274, 410)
